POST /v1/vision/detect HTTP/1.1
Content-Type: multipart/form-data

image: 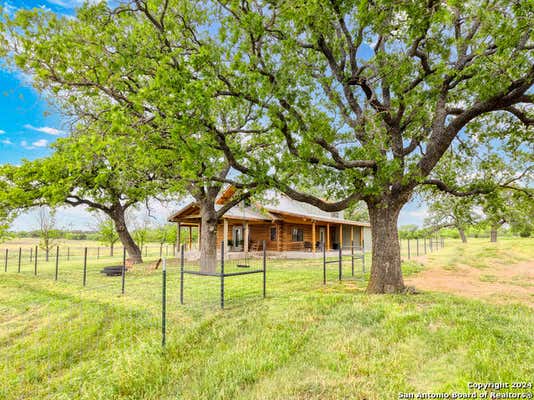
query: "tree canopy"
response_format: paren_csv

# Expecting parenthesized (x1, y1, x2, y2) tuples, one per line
(1, 0, 532, 291)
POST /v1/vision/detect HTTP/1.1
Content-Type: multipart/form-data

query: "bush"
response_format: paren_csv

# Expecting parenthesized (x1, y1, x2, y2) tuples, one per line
(519, 229, 531, 238)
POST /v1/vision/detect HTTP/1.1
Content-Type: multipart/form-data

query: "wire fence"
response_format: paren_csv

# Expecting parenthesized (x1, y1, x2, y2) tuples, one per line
(0, 238, 443, 354)
(399, 237, 445, 260)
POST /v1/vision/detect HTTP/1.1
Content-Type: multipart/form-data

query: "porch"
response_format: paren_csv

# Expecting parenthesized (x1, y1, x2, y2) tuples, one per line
(175, 217, 365, 255)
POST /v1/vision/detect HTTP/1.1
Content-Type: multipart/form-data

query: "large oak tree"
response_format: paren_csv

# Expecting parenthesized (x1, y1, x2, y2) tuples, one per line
(205, 0, 533, 293)
(0, 133, 159, 263)
(0, 2, 260, 272)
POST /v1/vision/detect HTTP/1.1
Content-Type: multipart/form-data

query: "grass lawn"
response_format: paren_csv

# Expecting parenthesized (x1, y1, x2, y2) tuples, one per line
(0, 238, 533, 399)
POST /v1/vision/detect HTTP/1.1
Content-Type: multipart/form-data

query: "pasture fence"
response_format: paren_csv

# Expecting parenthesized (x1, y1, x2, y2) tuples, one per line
(1, 237, 442, 348)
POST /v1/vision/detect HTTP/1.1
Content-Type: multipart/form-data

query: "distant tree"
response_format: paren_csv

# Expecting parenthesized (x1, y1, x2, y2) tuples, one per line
(344, 201, 369, 223)
(95, 217, 119, 256)
(424, 195, 480, 243)
(36, 207, 60, 262)
(0, 221, 9, 243)
(0, 133, 159, 264)
(132, 216, 153, 255)
(156, 224, 177, 246)
(398, 225, 420, 240)
(481, 189, 533, 242)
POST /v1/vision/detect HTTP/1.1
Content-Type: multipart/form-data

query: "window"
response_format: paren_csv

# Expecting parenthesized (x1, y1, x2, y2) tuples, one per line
(292, 227, 304, 242)
(270, 226, 277, 241)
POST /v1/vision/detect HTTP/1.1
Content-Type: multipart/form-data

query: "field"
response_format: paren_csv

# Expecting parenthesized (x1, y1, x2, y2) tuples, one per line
(0, 237, 533, 399)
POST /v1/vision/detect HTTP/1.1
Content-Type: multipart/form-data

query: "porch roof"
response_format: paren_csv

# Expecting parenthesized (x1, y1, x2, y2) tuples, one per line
(168, 199, 370, 227)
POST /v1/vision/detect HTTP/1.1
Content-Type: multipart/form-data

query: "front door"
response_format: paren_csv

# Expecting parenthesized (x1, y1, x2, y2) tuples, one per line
(319, 227, 326, 249)
(233, 226, 243, 250)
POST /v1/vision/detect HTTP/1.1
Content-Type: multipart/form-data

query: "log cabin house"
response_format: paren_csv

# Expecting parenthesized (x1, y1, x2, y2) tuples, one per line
(169, 187, 371, 256)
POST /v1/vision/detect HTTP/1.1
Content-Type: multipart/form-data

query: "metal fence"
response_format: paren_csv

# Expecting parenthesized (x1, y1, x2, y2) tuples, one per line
(1, 238, 442, 349)
(179, 241, 267, 309)
(400, 237, 445, 260)
(322, 241, 366, 284)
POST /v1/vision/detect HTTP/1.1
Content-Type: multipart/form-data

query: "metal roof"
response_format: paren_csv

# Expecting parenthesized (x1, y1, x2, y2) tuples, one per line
(168, 190, 370, 227)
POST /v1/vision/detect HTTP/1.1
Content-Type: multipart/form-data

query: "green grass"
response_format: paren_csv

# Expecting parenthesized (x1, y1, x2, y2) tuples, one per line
(0, 238, 533, 399)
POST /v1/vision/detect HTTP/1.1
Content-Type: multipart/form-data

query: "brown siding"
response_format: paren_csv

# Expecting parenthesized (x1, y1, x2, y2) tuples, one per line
(215, 218, 364, 252)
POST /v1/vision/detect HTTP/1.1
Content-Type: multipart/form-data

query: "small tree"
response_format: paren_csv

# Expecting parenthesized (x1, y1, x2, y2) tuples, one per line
(96, 217, 119, 256)
(36, 207, 60, 262)
(424, 195, 480, 243)
(481, 190, 533, 242)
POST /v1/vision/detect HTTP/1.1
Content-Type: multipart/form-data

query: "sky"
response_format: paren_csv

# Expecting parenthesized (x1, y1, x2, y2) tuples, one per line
(0, 0, 428, 231)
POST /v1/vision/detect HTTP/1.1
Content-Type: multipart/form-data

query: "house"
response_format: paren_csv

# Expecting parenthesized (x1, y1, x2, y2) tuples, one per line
(168, 187, 371, 255)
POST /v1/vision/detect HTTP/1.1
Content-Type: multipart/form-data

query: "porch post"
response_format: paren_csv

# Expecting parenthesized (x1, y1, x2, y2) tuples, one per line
(277, 223, 282, 252)
(312, 221, 315, 253)
(244, 222, 249, 253)
(177, 222, 181, 252)
(339, 224, 343, 250)
(223, 219, 228, 258)
(188, 226, 192, 250)
(350, 225, 354, 246)
(326, 223, 330, 250)
(312, 221, 316, 253)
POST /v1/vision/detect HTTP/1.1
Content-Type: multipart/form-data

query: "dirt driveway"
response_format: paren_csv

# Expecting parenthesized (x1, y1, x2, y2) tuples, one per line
(406, 258, 534, 308)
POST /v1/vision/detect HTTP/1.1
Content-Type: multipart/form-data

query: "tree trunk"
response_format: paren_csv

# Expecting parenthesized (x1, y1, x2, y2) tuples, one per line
(366, 201, 406, 294)
(110, 243, 114, 257)
(198, 201, 218, 273)
(458, 227, 467, 243)
(110, 207, 143, 264)
(490, 227, 498, 242)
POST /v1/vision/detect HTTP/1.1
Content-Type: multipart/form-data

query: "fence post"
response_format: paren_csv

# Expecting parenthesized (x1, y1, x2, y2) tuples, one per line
(67, 247, 70, 261)
(220, 241, 225, 309)
(180, 244, 184, 305)
(4, 249, 7, 272)
(416, 238, 419, 256)
(30, 247, 33, 263)
(322, 241, 326, 285)
(338, 244, 342, 281)
(121, 247, 126, 295)
(160, 244, 163, 257)
(18, 247, 21, 273)
(162, 258, 166, 347)
(362, 240, 365, 274)
(34, 246, 38, 275)
(424, 238, 427, 254)
(429, 237, 433, 252)
(351, 240, 354, 276)
(97, 247, 100, 260)
(262, 240, 266, 298)
(83, 247, 87, 287)
(55, 246, 59, 281)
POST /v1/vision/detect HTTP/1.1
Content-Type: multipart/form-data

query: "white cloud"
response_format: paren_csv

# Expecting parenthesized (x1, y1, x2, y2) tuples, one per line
(1, 139, 13, 145)
(32, 139, 48, 148)
(405, 210, 428, 218)
(24, 124, 64, 136)
(21, 140, 36, 150)
(46, 0, 102, 8)
(0, 130, 5, 134)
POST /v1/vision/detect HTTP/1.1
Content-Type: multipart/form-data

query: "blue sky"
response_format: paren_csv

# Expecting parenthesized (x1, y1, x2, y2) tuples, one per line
(1, 0, 427, 231)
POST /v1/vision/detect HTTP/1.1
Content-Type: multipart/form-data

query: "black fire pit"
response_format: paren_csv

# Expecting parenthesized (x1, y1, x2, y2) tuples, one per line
(100, 265, 124, 276)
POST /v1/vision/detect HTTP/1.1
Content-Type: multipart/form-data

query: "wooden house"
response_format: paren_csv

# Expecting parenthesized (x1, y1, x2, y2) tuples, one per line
(169, 187, 371, 255)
